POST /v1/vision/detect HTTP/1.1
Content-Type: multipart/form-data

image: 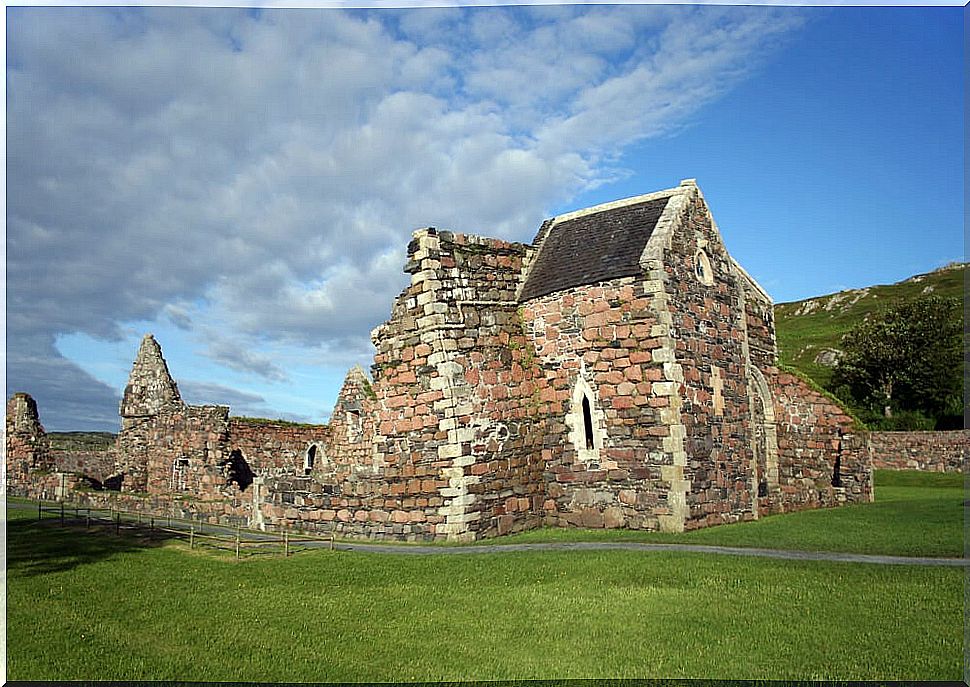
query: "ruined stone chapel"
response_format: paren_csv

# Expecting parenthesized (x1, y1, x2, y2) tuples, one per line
(6, 180, 872, 541)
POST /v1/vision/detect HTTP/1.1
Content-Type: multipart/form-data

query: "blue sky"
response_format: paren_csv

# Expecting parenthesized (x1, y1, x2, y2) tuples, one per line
(6, 4, 963, 431)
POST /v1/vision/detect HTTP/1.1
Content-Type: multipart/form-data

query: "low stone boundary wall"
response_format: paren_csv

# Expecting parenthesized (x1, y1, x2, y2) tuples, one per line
(869, 430, 967, 472)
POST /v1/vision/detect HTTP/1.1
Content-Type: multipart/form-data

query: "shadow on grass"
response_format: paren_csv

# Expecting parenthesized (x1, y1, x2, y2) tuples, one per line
(7, 518, 183, 577)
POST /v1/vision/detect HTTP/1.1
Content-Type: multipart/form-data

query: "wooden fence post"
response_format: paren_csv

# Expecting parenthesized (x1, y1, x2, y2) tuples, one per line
(235, 533, 240, 560)
(60, 502, 65, 524)
(37, 501, 41, 521)
(284, 531, 289, 558)
(190, 526, 194, 549)
(115, 512, 120, 534)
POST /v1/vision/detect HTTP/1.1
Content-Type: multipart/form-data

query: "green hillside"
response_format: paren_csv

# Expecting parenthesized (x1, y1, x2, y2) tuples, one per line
(47, 432, 116, 452)
(774, 262, 966, 390)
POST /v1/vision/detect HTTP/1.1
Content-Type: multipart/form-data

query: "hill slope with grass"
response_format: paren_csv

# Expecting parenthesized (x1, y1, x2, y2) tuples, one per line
(774, 262, 966, 391)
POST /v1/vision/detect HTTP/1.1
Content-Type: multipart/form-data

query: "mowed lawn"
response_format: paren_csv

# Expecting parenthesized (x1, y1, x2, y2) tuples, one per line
(5, 470, 964, 682)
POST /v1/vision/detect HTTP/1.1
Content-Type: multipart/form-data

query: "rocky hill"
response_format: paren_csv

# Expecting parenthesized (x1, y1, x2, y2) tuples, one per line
(774, 262, 966, 389)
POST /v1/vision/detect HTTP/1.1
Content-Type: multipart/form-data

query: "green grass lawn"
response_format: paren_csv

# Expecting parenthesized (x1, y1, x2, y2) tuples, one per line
(5, 470, 965, 682)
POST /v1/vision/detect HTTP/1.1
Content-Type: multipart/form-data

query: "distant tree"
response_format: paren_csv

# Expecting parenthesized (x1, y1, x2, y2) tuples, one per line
(830, 295, 962, 426)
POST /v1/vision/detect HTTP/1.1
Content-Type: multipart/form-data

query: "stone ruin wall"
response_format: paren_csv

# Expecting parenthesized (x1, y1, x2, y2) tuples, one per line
(6, 392, 54, 486)
(253, 370, 384, 535)
(250, 231, 548, 541)
(868, 430, 967, 472)
(5, 185, 886, 541)
(366, 229, 547, 540)
(228, 418, 329, 476)
(48, 449, 118, 485)
(770, 372, 873, 511)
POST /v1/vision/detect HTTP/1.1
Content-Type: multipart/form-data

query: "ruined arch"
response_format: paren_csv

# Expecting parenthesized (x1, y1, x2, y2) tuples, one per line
(220, 449, 254, 492)
(747, 366, 779, 514)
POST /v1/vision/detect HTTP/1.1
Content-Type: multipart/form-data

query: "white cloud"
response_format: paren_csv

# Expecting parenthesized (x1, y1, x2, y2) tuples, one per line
(7, 5, 805, 429)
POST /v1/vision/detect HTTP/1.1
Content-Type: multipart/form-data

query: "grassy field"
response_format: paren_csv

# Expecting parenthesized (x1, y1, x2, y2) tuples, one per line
(5, 471, 964, 682)
(773, 262, 966, 389)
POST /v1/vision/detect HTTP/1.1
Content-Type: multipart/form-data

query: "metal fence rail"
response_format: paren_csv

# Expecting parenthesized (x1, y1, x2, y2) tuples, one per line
(31, 499, 336, 559)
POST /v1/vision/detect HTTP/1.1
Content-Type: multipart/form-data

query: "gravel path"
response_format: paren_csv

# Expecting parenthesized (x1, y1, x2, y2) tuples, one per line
(9, 499, 967, 567)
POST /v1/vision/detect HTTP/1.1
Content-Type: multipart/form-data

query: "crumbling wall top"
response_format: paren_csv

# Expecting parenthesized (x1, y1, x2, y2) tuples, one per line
(7, 392, 45, 436)
(120, 334, 183, 419)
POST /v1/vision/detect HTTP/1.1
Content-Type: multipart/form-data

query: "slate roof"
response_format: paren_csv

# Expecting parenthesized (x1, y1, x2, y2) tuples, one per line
(518, 196, 670, 302)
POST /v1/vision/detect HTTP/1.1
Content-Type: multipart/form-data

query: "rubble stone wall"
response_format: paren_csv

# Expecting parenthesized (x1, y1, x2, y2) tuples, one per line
(141, 405, 231, 498)
(228, 418, 329, 476)
(869, 430, 967, 472)
(5, 393, 53, 485)
(770, 372, 873, 512)
(50, 450, 118, 483)
(324, 367, 377, 473)
(524, 277, 669, 532)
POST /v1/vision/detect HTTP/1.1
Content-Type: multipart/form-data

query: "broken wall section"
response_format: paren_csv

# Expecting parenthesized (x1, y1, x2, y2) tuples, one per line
(5, 392, 54, 489)
(368, 228, 544, 541)
(228, 418, 329, 478)
(116, 334, 186, 491)
(770, 371, 872, 511)
(324, 366, 377, 474)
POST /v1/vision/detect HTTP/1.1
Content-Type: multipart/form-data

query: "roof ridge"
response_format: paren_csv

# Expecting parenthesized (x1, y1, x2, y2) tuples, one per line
(543, 181, 692, 230)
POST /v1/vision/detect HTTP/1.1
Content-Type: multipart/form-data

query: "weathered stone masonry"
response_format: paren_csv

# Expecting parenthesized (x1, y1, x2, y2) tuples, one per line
(8, 180, 885, 540)
(868, 430, 968, 473)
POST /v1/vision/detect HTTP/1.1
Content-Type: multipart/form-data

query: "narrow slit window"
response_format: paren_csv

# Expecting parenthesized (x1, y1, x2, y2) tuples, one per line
(832, 455, 842, 487)
(582, 396, 595, 450)
(305, 445, 317, 475)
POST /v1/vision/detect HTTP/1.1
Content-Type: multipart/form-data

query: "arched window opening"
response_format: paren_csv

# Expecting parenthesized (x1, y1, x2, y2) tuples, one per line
(582, 395, 595, 450)
(694, 249, 714, 286)
(219, 449, 254, 492)
(304, 445, 317, 476)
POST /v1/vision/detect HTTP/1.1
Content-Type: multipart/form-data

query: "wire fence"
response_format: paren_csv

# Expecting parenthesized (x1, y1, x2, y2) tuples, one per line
(32, 499, 336, 559)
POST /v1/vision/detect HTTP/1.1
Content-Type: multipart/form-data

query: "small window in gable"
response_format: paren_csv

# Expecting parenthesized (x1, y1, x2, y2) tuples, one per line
(694, 249, 714, 286)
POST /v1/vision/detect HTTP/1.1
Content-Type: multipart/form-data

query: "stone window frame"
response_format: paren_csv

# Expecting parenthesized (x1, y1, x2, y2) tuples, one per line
(171, 456, 190, 492)
(346, 408, 363, 443)
(304, 443, 323, 475)
(694, 248, 714, 286)
(565, 373, 611, 468)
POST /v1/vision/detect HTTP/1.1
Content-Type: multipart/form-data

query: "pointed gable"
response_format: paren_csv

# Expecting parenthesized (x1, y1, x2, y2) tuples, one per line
(120, 334, 183, 418)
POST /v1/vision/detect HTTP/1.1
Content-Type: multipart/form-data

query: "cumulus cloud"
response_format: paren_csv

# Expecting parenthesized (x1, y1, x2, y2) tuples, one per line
(201, 334, 290, 383)
(6, 5, 804, 429)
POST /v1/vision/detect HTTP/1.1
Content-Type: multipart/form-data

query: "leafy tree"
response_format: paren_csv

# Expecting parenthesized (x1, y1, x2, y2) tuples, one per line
(830, 295, 963, 427)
